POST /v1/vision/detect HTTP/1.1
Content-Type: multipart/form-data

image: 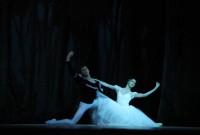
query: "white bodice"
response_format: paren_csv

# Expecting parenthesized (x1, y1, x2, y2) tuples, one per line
(116, 92, 132, 106)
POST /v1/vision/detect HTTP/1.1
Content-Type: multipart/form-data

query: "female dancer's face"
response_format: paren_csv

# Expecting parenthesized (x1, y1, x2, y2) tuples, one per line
(128, 79, 136, 88)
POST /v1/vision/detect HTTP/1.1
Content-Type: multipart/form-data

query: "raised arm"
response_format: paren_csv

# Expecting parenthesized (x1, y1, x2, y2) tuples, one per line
(65, 51, 88, 86)
(134, 82, 160, 98)
(66, 51, 77, 77)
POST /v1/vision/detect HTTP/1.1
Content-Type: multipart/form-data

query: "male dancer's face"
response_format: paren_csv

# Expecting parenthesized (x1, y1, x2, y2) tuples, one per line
(81, 66, 90, 77)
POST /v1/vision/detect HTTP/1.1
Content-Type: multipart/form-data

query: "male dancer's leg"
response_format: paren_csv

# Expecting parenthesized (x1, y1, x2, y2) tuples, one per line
(45, 102, 93, 124)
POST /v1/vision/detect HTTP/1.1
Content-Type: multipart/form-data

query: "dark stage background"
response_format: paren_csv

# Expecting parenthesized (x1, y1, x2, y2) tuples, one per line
(0, 0, 200, 127)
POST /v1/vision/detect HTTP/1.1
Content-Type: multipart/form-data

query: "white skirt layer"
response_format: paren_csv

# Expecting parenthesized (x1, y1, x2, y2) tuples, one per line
(91, 92, 161, 127)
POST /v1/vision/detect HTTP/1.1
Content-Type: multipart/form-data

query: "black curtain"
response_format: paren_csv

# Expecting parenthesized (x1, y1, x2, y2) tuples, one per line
(1, 0, 200, 127)
(158, 1, 200, 126)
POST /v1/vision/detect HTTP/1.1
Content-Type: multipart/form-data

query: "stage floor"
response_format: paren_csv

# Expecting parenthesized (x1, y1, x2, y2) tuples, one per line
(1, 124, 200, 135)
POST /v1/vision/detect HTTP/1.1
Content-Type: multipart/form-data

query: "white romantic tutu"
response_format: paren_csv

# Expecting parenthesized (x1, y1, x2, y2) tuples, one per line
(91, 91, 162, 127)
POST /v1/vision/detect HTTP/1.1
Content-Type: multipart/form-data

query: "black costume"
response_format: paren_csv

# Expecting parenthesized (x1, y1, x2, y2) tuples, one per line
(67, 61, 102, 104)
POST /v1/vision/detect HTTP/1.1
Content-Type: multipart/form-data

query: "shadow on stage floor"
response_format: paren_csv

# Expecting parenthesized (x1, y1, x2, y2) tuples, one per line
(1, 124, 200, 135)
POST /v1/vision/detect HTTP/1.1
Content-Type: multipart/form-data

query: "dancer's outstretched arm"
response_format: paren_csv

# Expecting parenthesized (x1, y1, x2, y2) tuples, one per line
(94, 79, 120, 92)
(134, 82, 160, 98)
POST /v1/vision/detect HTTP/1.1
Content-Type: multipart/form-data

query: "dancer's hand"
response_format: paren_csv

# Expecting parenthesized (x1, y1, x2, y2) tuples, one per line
(66, 51, 74, 62)
(155, 82, 160, 89)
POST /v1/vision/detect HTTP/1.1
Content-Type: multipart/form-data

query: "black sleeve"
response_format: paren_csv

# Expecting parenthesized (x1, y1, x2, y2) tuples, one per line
(67, 61, 86, 85)
(66, 61, 77, 77)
